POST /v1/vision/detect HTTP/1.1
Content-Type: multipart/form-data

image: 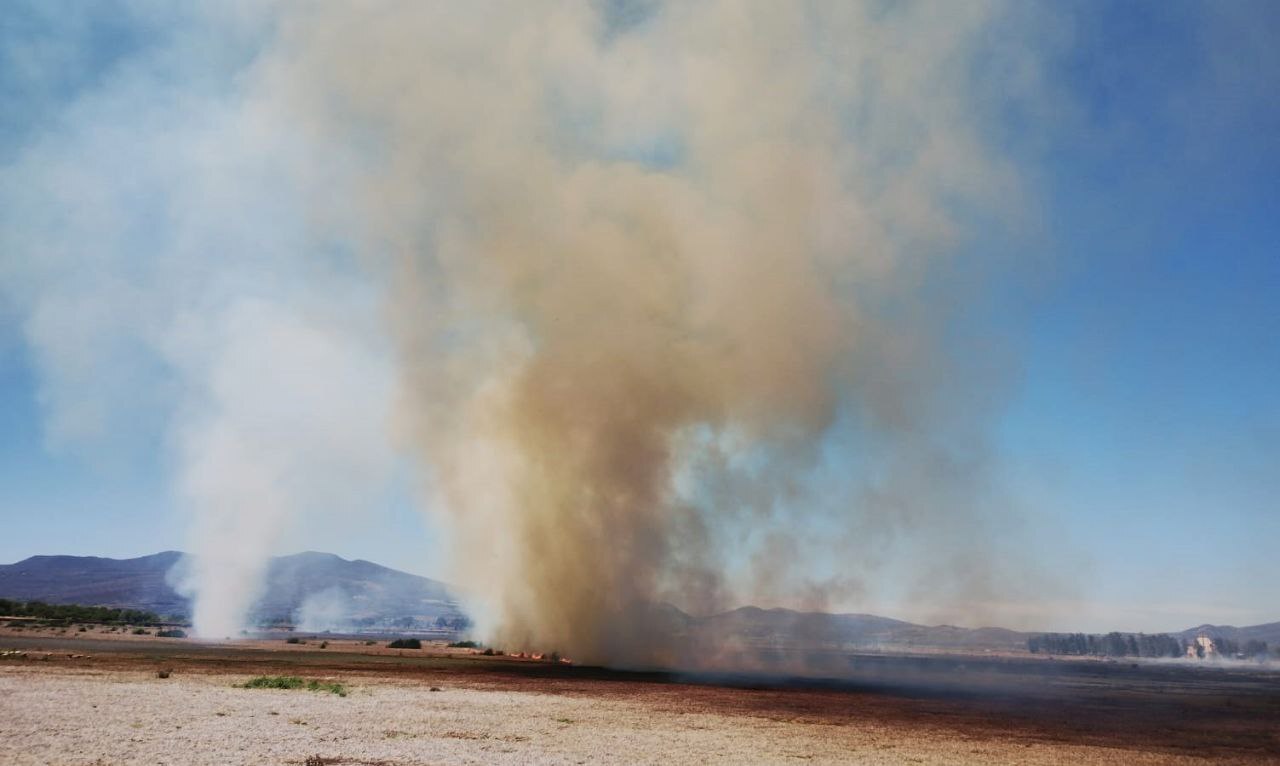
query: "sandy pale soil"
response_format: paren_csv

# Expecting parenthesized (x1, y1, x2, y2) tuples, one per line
(0, 663, 1255, 766)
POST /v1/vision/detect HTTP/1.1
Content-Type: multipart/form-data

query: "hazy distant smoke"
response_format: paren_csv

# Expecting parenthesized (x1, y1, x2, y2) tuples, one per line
(296, 587, 352, 633)
(0, 4, 396, 638)
(2, 2, 1044, 655)
(253, 1, 1032, 663)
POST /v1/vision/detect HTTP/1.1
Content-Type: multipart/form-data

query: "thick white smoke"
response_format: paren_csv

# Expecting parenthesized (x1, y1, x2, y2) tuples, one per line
(0, 4, 396, 637)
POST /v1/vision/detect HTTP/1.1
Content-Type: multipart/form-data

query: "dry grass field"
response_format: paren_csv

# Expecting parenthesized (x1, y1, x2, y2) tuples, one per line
(1, 628, 1277, 765)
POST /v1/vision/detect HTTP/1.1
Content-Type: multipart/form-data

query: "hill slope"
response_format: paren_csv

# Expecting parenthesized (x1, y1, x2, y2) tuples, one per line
(0, 551, 187, 615)
(681, 606, 1031, 652)
(0, 551, 460, 628)
(1177, 622, 1280, 646)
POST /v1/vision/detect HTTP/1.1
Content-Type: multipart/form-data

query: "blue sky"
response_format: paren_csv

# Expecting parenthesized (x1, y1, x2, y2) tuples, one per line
(0, 2, 1276, 633)
(997, 1, 1280, 629)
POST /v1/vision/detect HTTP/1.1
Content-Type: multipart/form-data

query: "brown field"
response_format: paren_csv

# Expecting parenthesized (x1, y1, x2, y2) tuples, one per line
(1, 627, 1278, 765)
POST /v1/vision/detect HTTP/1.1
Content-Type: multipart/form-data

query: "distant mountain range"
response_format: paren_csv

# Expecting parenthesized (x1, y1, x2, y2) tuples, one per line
(1174, 622, 1280, 645)
(1, 552, 1276, 648)
(677, 605, 1035, 652)
(0, 551, 190, 616)
(0, 551, 462, 629)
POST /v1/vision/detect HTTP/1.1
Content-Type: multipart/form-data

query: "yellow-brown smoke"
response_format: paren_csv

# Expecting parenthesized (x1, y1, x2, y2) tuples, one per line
(256, 1, 1031, 664)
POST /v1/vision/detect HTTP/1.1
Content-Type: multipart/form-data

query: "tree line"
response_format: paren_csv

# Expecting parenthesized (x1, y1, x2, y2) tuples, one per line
(1029, 632, 1184, 657)
(1215, 638, 1273, 659)
(0, 599, 161, 626)
(1029, 631, 1273, 659)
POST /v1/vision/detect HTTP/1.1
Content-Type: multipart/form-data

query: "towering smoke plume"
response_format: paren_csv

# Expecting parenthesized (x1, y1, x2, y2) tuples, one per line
(2, 2, 1044, 654)
(254, 1, 1033, 663)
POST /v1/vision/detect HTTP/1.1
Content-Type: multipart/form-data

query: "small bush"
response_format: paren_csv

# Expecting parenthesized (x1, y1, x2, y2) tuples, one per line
(306, 680, 347, 696)
(156, 669, 172, 679)
(319, 641, 328, 649)
(481, 648, 495, 656)
(364, 640, 376, 646)
(286, 636, 304, 644)
(132, 628, 150, 635)
(156, 629, 187, 638)
(387, 638, 421, 649)
(447, 640, 479, 649)
(243, 675, 306, 690)
(240, 676, 348, 697)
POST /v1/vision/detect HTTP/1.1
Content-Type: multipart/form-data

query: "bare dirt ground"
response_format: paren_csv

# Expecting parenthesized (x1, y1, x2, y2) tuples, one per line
(1, 629, 1277, 765)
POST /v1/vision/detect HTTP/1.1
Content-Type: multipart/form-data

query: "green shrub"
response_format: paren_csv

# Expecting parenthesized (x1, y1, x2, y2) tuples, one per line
(306, 680, 347, 696)
(240, 676, 347, 696)
(156, 629, 187, 638)
(243, 675, 307, 690)
(132, 628, 150, 635)
(387, 638, 421, 649)
(447, 640, 479, 649)
(286, 636, 304, 644)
